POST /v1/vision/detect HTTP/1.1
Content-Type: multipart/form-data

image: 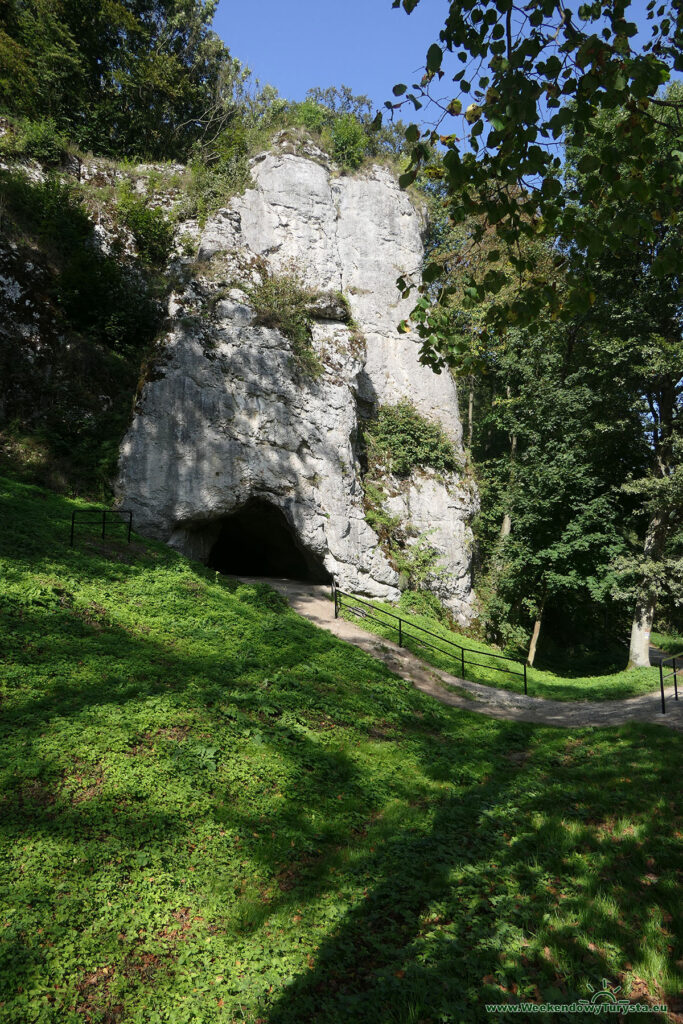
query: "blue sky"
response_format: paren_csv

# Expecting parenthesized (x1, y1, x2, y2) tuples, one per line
(213, 0, 676, 124)
(213, 0, 450, 113)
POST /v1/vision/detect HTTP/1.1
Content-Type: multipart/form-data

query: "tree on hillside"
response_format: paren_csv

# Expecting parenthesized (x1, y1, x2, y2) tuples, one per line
(0, 0, 245, 159)
(560, 96, 683, 667)
(466, 323, 645, 664)
(403, 32, 682, 667)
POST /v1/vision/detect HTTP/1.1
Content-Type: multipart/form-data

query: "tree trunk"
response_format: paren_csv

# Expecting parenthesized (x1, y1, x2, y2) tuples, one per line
(627, 592, 657, 669)
(527, 612, 542, 667)
(499, 428, 517, 539)
(467, 382, 474, 448)
(527, 592, 546, 667)
(627, 514, 667, 668)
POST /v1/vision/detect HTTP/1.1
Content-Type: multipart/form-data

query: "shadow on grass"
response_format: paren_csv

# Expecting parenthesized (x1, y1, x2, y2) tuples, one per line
(1, 479, 681, 1022)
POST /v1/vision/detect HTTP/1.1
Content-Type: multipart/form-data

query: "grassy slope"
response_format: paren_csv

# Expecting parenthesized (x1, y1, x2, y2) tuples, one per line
(0, 476, 681, 1024)
(339, 597, 663, 702)
(651, 632, 683, 658)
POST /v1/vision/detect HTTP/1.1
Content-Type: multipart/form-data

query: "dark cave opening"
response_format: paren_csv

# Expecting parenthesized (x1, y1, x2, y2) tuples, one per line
(206, 499, 330, 583)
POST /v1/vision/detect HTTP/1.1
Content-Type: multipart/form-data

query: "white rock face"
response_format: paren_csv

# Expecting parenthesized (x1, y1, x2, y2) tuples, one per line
(118, 143, 477, 621)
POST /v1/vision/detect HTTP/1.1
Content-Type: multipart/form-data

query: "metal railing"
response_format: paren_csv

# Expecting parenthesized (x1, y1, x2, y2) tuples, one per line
(659, 652, 681, 714)
(69, 509, 133, 547)
(332, 579, 528, 694)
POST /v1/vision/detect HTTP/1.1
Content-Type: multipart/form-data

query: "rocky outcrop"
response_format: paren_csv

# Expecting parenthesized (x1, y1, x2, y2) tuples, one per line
(118, 140, 478, 621)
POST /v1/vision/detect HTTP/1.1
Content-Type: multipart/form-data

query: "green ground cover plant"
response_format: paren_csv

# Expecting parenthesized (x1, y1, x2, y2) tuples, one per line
(0, 476, 681, 1023)
(248, 272, 322, 378)
(360, 403, 461, 593)
(339, 596, 664, 703)
(116, 185, 175, 266)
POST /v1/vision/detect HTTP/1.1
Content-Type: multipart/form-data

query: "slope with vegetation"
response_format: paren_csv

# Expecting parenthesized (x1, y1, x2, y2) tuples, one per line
(339, 595, 663, 702)
(1, 475, 681, 1023)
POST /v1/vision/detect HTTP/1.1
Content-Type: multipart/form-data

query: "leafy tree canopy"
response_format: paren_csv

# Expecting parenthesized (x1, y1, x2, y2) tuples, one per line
(389, 0, 683, 359)
(0, 0, 246, 160)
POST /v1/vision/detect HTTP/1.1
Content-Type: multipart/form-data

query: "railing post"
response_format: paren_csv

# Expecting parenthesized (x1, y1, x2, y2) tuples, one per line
(398, 618, 402, 647)
(127, 511, 132, 545)
(332, 577, 338, 618)
(660, 661, 666, 714)
(523, 663, 528, 696)
(101, 511, 106, 540)
(460, 646, 465, 679)
(70, 511, 76, 547)
(675, 657, 679, 702)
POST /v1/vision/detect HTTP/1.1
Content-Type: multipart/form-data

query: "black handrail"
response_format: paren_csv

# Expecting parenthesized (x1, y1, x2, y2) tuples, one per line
(69, 509, 133, 547)
(659, 652, 681, 714)
(333, 581, 528, 694)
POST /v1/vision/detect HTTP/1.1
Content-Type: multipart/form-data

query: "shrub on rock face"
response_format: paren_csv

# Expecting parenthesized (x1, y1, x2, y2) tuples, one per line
(360, 402, 459, 599)
(248, 271, 322, 378)
(362, 400, 459, 477)
(331, 113, 367, 171)
(117, 185, 174, 265)
(294, 100, 329, 135)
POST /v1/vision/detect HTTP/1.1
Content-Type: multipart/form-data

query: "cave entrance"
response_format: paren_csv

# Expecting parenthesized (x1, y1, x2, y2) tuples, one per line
(207, 499, 330, 583)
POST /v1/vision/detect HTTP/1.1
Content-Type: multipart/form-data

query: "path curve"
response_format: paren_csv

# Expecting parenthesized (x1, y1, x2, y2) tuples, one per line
(241, 578, 683, 732)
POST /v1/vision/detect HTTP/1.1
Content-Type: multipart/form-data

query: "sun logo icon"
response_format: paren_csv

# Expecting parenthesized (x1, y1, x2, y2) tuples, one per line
(586, 979, 622, 1004)
(577, 978, 632, 1013)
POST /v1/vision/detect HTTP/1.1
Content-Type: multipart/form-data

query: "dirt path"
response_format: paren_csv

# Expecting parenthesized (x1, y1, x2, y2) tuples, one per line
(241, 577, 683, 732)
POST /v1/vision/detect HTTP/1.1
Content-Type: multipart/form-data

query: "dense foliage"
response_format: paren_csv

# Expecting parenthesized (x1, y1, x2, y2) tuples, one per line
(466, 324, 648, 662)
(1, 476, 681, 1021)
(0, 0, 244, 160)
(392, 0, 683, 348)
(0, 169, 165, 493)
(362, 400, 459, 478)
(403, 86, 683, 668)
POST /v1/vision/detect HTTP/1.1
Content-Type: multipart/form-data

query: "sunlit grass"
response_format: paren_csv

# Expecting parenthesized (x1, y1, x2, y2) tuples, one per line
(651, 631, 683, 657)
(0, 476, 680, 1023)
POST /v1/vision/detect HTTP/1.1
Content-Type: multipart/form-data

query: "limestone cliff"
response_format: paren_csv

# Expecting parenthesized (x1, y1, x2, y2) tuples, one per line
(117, 138, 477, 621)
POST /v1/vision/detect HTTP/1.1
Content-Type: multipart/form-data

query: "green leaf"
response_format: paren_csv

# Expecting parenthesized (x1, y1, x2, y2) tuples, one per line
(393, 83, 407, 96)
(422, 262, 441, 284)
(577, 153, 601, 173)
(426, 43, 443, 72)
(541, 176, 562, 197)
